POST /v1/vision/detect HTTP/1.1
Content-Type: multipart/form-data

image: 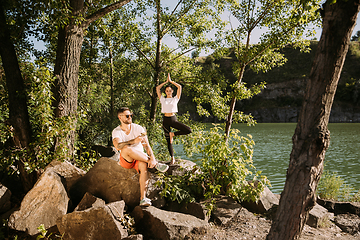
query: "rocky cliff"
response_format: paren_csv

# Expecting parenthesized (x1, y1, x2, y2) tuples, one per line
(241, 79, 360, 123)
(190, 41, 360, 123)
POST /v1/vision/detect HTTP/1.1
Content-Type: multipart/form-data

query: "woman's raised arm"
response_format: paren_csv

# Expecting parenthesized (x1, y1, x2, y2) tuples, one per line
(156, 79, 168, 99)
(168, 73, 182, 99)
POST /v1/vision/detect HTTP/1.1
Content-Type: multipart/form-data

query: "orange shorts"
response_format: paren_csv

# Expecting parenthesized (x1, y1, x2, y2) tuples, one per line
(119, 155, 139, 173)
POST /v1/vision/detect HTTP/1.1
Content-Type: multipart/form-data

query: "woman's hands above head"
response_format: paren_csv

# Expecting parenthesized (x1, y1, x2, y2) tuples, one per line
(167, 72, 172, 83)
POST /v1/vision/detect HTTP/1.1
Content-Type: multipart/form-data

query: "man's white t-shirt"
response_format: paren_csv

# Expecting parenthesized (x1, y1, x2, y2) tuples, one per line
(160, 95, 179, 113)
(112, 123, 146, 153)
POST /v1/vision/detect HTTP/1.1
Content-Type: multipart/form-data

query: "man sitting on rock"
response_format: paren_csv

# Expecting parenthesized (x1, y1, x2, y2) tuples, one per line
(112, 107, 169, 206)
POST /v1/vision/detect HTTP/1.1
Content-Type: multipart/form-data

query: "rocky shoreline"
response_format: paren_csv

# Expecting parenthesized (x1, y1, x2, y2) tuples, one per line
(1, 158, 360, 239)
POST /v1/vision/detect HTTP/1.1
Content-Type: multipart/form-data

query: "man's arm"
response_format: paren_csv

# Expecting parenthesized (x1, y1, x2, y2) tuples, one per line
(141, 135, 155, 158)
(113, 136, 143, 150)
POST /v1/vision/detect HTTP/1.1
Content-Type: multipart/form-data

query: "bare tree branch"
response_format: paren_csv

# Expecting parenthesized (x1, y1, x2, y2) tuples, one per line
(83, 0, 132, 28)
(162, 0, 197, 36)
(162, 0, 183, 33)
(131, 42, 156, 69)
(163, 47, 197, 68)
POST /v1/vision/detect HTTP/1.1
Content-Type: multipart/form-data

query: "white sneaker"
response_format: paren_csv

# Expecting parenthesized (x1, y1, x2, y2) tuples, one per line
(139, 197, 152, 207)
(155, 162, 169, 172)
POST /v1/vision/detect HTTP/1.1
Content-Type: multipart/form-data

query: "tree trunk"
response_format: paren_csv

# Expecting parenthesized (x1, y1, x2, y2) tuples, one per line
(53, 23, 83, 161)
(52, 0, 132, 159)
(267, 1, 360, 239)
(0, 2, 34, 192)
(149, 71, 160, 121)
(149, 0, 162, 122)
(225, 65, 245, 139)
(109, 46, 115, 119)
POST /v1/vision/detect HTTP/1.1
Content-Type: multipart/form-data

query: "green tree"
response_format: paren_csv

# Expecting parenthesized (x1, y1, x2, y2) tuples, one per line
(0, 0, 44, 191)
(130, 0, 226, 121)
(76, 7, 147, 148)
(49, 0, 132, 161)
(0, 0, 134, 191)
(267, 0, 360, 239)
(221, 0, 321, 138)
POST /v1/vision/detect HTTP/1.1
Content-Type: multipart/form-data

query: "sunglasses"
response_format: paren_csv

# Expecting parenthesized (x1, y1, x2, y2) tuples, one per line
(120, 114, 133, 118)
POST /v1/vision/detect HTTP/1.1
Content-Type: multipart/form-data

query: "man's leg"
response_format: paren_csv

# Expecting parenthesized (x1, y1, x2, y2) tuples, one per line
(121, 145, 168, 175)
(121, 145, 149, 163)
(138, 161, 149, 200)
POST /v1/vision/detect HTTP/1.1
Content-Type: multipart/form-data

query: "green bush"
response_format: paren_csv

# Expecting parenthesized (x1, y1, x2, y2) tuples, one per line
(352, 190, 360, 202)
(0, 66, 77, 176)
(158, 124, 270, 214)
(317, 171, 357, 202)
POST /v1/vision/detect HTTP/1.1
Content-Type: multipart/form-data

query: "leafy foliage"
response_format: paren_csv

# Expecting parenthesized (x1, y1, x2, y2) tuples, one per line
(214, 0, 322, 136)
(0, 64, 88, 175)
(37, 224, 63, 239)
(158, 124, 270, 214)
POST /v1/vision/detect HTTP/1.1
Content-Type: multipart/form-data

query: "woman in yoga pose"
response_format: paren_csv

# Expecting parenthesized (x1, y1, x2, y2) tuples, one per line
(156, 73, 192, 164)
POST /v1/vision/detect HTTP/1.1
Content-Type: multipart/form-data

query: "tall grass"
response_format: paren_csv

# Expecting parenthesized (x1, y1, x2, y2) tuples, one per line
(317, 171, 360, 202)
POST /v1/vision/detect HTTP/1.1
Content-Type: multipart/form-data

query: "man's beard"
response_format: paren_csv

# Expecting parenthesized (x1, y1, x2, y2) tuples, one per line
(122, 119, 132, 125)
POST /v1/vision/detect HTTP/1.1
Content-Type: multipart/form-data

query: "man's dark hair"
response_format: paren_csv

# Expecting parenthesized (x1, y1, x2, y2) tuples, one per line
(117, 107, 129, 115)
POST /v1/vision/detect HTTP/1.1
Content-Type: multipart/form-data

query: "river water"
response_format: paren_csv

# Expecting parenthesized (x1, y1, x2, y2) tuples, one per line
(174, 123, 360, 194)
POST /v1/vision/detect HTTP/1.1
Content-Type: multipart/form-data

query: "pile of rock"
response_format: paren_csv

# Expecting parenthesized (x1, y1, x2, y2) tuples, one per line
(0, 157, 359, 239)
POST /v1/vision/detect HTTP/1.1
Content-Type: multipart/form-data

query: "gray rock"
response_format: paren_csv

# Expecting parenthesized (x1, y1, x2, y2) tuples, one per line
(45, 159, 86, 192)
(122, 234, 143, 240)
(168, 159, 199, 176)
(0, 184, 11, 214)
(164, 201, 209, 221)
(131, 206, 209, 240)
(334, 213, 360, 235)
(146, 173, 166, 208)
(69, 157, 164, 209)
(74, 192, 106, 211)
(307, 204, 334, 228)
(317, 198, 360, 216)
(8, 169, 69, 235)
(241, 186, 279, 214)
(57, 201, 128, 240)
(212, 196, 242, 225)
(243, 79, 360, 123)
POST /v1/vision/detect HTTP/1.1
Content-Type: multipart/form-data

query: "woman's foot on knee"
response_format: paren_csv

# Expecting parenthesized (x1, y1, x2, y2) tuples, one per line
(169, 132, 174, 144)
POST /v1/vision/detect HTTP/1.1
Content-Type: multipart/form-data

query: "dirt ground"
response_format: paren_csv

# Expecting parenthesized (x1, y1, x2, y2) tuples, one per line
(185, 207, 360, 240)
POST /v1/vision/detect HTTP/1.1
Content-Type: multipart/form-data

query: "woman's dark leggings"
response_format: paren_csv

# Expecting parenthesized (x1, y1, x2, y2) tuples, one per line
(162, 115, 192, 158)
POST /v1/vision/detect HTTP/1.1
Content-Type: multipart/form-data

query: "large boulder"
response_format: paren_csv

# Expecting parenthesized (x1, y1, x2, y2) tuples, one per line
(122, 235, 143, 240)
(241, 186, 279, 214)
(164, 201, 209, 221)
(57, 201, 128, 240)
(144, 172, 165, 208)
(131, 206, 209, 240)
(45, 160, 86, 192)
(334, 213, 360, 235)
(317, 198, 360, 216)
(307, 203, 334, 228)
(211, 196, 243, 225)
(69, 157, 164, 209)
(0, 184, 11, 214)
(168, 159, 199, 176)
(8, 169, 69, 235)
(74, 192, 106, 211)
